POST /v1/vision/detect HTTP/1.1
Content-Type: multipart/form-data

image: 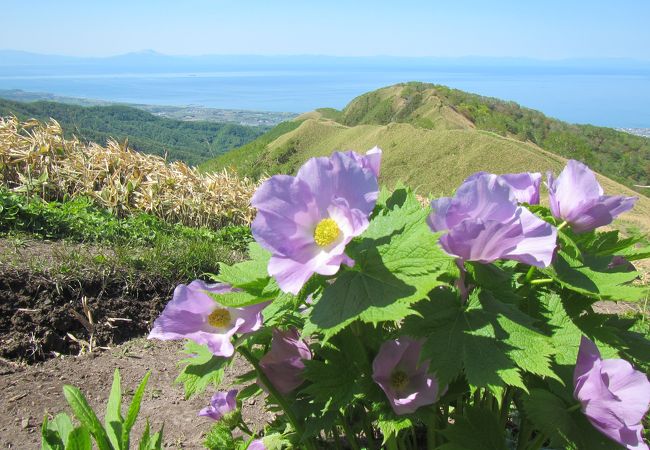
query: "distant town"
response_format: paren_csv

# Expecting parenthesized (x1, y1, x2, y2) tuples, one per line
(618, 128, 650, 138)
(0, 89, 297, 127)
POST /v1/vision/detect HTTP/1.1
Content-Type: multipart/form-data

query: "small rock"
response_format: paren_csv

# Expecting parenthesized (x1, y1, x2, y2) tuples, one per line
(20, 418, 30, 429)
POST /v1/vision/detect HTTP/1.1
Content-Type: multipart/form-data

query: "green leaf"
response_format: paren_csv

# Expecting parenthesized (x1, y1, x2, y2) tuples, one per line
(542, 249, 646, 302)
(376, 415, 412, 444)
(203, 423, 234, 450)
(62, 385, 111, 450)
(121, 371, 151, 450)
(138, 420, 151, 450)
(214, 242, 278, 301)
(66, 426, 92, 450)
(309, 188, 456, 339)
(211, 290, 266, 308)
(522, 388, 576, 448)
(535, 291, 583, 365)
(41, 415, 64, 450)
(52, 413, 74, 447)
(408, 289, 555, 394)
(259, 433, 292, 450)
(439, 406, 507, 450)
(175, 341, 229, 399)
(572, 229, 647, 259)
(302, 333, 372, 412)
(522, 388, 621, 450)
(138, 420, 164, 450)
(105, 368, 123, 450)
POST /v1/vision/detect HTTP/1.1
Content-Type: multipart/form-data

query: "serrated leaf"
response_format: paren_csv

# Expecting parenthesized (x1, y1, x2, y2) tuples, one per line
(543, 249, 646, 302)
(210, 290, 267, 307)
(522, 388, 575, 448)
(309, 189, 455, 339)
(409, 289, 555, 394)
(302, 343, 367, 411)
(439, 406, 507, 450)
(62, 385, 111, 450)
(105, 368, 123, 450)
(522, 388, 621, 450)
(203, 423, 235, 450)
(215, 242, 278, 299)
(536, 291, 583, 365)
(376, 415, 412, 444)
(260, 433, 292, 450)
(175, 341, 229, 399)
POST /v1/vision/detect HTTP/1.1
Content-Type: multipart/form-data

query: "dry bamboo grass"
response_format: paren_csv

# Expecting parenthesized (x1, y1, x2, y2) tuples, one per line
(0, 116, 257, 228)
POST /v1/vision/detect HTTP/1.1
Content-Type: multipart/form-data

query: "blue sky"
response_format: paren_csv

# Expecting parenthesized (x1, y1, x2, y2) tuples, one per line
(3, 0, 649, 59)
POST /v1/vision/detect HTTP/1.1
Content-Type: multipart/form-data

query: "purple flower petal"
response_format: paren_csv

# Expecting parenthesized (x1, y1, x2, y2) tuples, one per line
(429, 173, 556, 267)
(248, 439, 266, 450)
(499, 172, 542, 204)
(574, 336, 650, 449)
(148, 280, 265, 357)
(548, 160, 637, 233)
(251, 149, 381, 294)
(198, 389, 238, 421)
(259, 328, 311, 394)
(464, 171, 542, 205)
(372, 337, 441, 415)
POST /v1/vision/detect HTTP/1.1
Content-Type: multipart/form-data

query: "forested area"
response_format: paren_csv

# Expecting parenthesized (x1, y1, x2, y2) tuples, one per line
(0, 99, 265, 165)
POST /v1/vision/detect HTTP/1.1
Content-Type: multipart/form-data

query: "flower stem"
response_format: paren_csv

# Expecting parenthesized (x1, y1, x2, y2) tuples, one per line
(238, 420, 254, 437)
(499, 387, 513, 428)
(526, 432, 547, 450)
(557, 220, 568, 231)
(339, 412, 361, 450)
(516, 419, 533, 450)
(530, 278, 554, 285)
(237, 346, 316, 450)
(566, 403, 581, 412)
(524, 266, 536, 283)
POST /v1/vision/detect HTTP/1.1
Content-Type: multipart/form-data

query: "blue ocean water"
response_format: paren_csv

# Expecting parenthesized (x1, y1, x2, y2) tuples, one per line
(0, 66, 648, 128)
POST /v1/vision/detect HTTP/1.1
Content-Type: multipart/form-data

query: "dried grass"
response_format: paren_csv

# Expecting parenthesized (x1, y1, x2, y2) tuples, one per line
(0, 117, 257, 228)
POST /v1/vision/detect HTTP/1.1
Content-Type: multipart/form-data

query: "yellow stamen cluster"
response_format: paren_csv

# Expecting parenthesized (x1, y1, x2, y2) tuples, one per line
(313, 218, 340, 247)
(208, 308, 231, 328)
(390, 370, 409, 391)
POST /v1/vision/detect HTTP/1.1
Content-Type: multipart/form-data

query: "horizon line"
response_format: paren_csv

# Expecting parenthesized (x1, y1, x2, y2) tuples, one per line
(2, 49, 650, 64)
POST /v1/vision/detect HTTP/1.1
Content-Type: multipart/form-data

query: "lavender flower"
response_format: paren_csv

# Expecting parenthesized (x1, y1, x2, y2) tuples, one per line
(259, 328, 311, 394)
(198, 389, 238, 421)
(372, 337, 442, 415)
(465, 171, 542, 204)
(574, 336, 650, 449)
(248, 440, 266, 450)
(428, 173, 556, 267)
(343, 145, 382, 177)
(251, 148, 381, 294)
(548, 160, 637, 233)
(148, 280, 265, 357)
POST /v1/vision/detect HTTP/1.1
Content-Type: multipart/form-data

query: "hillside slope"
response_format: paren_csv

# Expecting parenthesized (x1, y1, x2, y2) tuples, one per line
(201, 83, 650, 229)
(0, 99, 265, 165)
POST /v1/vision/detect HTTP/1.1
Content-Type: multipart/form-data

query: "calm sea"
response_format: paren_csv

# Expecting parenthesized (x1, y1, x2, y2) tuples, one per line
(0, 68, 648, 128)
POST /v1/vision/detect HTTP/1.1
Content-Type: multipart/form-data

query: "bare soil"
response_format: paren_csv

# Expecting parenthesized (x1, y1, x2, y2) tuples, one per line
(0, 339, 266, 449)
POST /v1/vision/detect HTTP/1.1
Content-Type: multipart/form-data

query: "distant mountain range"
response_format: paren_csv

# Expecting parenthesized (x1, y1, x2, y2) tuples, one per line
(2, 50, 649, 73)
(201, 82, 649, 229)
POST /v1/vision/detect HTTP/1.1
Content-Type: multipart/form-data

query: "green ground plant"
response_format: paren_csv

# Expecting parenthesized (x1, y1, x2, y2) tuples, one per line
(41, 369, 164, 450)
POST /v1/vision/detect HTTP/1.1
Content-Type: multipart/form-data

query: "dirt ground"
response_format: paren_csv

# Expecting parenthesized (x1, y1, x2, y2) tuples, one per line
(0, 338, 267, 449)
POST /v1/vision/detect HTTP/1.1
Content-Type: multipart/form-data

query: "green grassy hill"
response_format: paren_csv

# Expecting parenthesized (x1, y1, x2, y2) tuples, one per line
(200, 82, 650, 229)
(0, 99, 265, 166)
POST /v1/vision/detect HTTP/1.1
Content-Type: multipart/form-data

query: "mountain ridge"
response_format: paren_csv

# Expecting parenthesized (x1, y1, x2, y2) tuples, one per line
(200, 82, 650, 229)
